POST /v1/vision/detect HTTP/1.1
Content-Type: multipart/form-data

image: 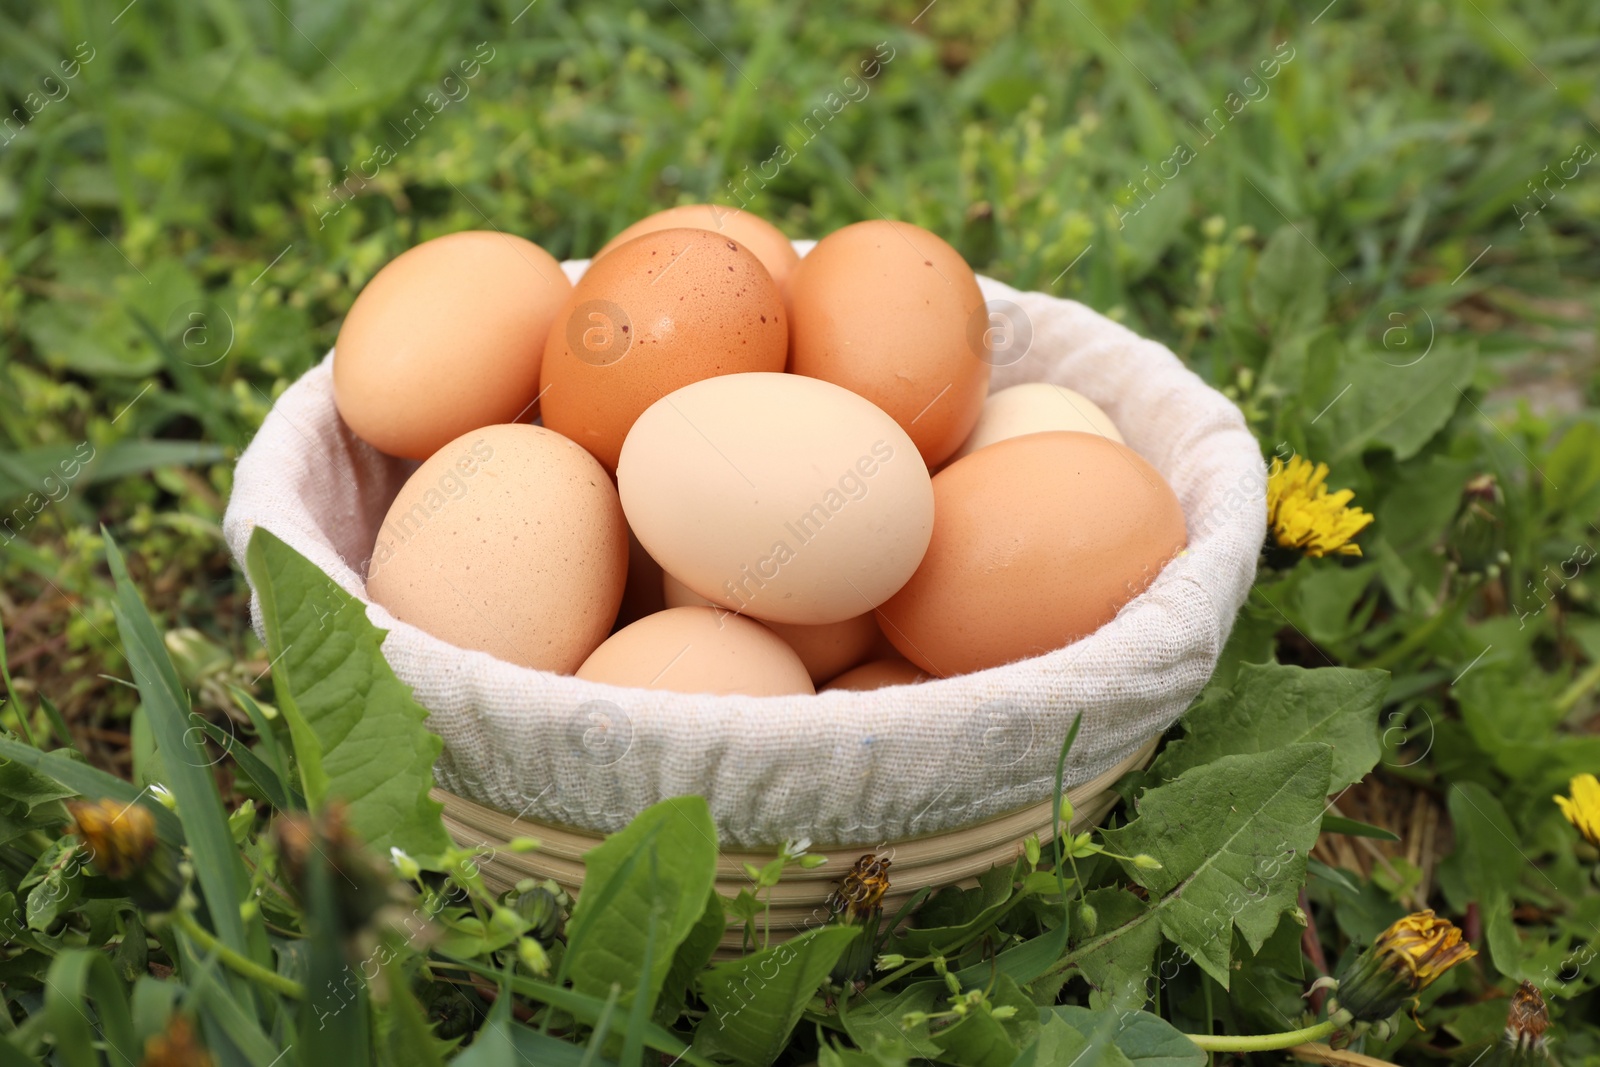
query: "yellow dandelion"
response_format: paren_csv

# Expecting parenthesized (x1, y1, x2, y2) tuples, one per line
(1373, 909, 1479, 987)
(1322, 910, 1477, 1032)
(1555, 773, 1600, 847)
(68, 797, 157, 880)
(1267, 455, 1374, 558)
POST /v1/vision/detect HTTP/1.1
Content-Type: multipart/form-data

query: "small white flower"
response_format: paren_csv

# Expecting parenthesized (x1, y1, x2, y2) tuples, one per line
(784, 836, 812, 858)
(390, 846, 421, 881)
(150, 784, 177, 811)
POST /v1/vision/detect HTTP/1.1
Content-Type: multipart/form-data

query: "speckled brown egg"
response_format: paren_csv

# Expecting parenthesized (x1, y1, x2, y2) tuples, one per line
(577, 606, 813, 696)
(595, 204, 799, 289)
(539, 228, 788, 472)
(876, 431, 1187, 677)
(365, 424, 627, 673)
(333, 231, 571, 460)
(785, 220, 990, 467)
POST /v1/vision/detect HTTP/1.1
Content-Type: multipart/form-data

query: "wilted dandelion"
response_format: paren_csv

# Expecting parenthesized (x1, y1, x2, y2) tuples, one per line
(827, 853, 892, 925)
(68, 797, 183, 912)
(68, 798, 156, 880)
(140, 1014, 214, 1067)
(1266, 455, 1374, 558)
(828, 853, 893, 986)
(1314, 910, 1477, 1036)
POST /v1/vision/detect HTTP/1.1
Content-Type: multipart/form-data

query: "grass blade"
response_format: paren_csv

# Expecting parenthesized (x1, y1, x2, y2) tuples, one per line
(103, 532, 256, 961)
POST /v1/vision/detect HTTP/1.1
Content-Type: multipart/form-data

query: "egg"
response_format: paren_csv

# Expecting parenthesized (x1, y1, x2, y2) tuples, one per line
(619, 373, 934, 625)
(877, 431, 1187, 677)
(576, 606, 813, 696)
(365, 424, 628, 673)
(820, 657, 929, 692)
(595, 204, 799, 289)
(952, 383, 1124, 463)
(333, 231, 571, 460)
(785, 220, 990, 467)
(662, 572, 878, 684)
(539, 228, 788, 472)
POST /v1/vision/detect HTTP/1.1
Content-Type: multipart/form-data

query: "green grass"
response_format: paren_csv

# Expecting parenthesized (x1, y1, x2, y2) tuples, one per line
(1, 0, 1599, 1062)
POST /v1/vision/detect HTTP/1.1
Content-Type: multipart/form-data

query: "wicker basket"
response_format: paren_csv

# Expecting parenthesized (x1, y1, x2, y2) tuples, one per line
(223, 239, 1265, 914)
(435, 735, 1157, 951)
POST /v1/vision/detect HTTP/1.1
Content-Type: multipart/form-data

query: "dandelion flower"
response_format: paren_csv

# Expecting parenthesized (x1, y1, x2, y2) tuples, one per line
(1267, 455, 1374, 558)
(1315, 910, 1477, 1035)
(827, 853, 892, 925)
(1555, 773, 1600, 847)
(67, 797, 157, 880)
(67, 797, 183, 911)
(140, 1014, 215, 1067)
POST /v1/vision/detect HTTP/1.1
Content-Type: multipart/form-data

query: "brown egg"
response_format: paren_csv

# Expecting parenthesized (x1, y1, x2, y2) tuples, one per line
(366, 424, 628, 673)
(333, 231, 571, 460)
(577, 606, 814, 696)
(821, 658, 929, 692)
(595, 204, 799, 290)
(786, 220, 990, 467)
(877, 432, 1187, 677)
(662, 572, 878, 685)
(540, 228, 788, 471)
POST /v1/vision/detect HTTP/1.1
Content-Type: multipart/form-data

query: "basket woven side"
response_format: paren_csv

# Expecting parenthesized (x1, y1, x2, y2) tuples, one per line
(436, 734, 1157, 952)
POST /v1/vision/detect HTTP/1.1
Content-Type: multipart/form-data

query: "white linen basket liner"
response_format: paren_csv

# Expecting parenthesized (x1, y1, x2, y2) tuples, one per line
(223, 240, 1266, 850)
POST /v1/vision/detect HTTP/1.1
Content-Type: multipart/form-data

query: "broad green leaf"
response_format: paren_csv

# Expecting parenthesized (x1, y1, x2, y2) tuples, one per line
(930, 1005, 1018, 1067)
(929, 973, 1037, 1067)
(0, 760, 75, 814)
(1439, 783, 1522, 909)
(953, 920, 1076, 990)
(561, 796, 718, 1020)
(1313, 341, 1476, 464)
(1149, 663, 1387, 792)
(656, 890, 725, 1027)
(246, 527, 448, 856)
(1047, 1007, 1205, 1067)
(106, 533, 255, 960)
(894, 864, 1019, 955)
(1088, 745, 1333, 988)
(23, 839, 83, 932)
(1541, 420, 1600, 519)
(1066, 887, 1163, 1011)
(1012, 1014, 1134, 1067)
(694, 924, 860, 1066)
(841, 980, 941, 1060)
(1250, 225, 1327, 329)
